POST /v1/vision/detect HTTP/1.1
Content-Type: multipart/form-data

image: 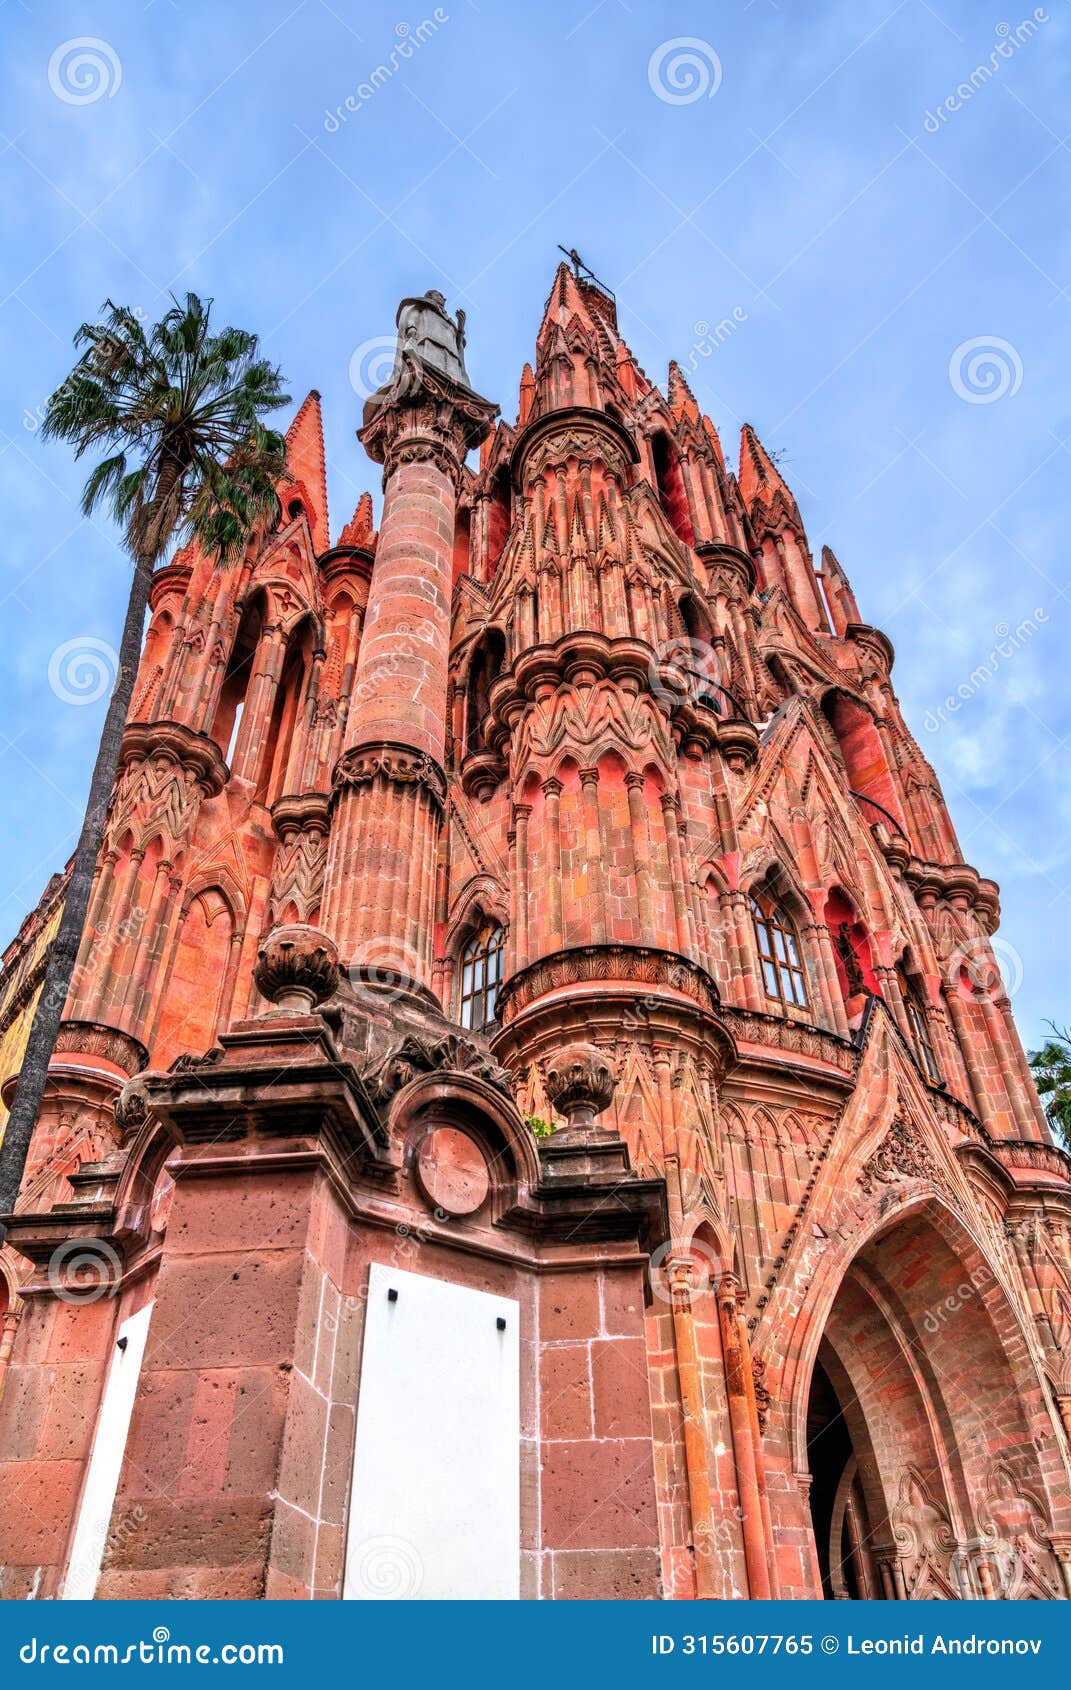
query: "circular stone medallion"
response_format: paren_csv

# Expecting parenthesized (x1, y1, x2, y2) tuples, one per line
(416, 1127, 490, 1217)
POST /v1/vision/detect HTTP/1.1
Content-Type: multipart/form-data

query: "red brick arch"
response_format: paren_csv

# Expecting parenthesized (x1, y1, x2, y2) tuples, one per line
(780, 1194, 1068, 1596)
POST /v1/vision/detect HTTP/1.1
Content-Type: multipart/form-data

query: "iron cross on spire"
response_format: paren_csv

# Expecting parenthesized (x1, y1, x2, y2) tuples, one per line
(556, 245, 617, 304)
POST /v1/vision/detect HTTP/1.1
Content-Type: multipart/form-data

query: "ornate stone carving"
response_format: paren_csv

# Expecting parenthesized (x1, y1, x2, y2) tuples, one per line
(363, 1030, 512, 1104)
(751, 1356, 772, 1433)
(105, 720, 228, 855)
(113, 1075, 150, 1138)
(54, 1021, 148, 1077)
(268, 793, 330, 926)
(331, 742, 447, 810)
(253, 925, 340, 1013)
(860, 1117, 943, 1197)
(169, 1047, 224, 1074)
(498, 944, 721, 1025)
(719, 1006, 855, 1074)
(511, 407, 639, 493)
(544, 1042, 616, 1135)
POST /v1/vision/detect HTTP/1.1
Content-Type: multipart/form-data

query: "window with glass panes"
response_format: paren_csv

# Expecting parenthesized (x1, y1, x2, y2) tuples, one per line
(750, 895, 809, 1012)
(459, 924, 505, 1032)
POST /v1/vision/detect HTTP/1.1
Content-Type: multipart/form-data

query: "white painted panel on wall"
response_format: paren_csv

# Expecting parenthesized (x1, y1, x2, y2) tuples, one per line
(62, 1301, 153, 1600)
(344, 1263, 520, 1600)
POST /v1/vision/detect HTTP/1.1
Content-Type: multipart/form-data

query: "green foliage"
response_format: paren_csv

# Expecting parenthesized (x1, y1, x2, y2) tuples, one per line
(41, 292, 290, 565)
(525, 1114, 557, 1139)
(1029, 1023, 1071, 1153)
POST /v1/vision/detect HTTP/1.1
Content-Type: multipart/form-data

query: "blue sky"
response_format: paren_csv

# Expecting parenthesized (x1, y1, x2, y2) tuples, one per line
(1, 0, 1068, 1049)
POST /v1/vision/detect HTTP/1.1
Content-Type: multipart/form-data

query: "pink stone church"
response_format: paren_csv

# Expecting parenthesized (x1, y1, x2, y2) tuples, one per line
(0, 264, 1068, 1601)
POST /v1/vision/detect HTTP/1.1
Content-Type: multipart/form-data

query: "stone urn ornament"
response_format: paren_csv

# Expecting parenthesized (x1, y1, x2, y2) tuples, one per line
(544, 1042, 616, 1139)
(253, 924, 340, 1014)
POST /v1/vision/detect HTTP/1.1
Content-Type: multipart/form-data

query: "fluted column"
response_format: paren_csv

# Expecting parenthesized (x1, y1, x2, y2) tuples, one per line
(625, 772, 656, 936)
(579, 766, 606, 945)
(320, 329, 496, 996)
(661, 796, 692, 955)
(542, 777, 563, 951)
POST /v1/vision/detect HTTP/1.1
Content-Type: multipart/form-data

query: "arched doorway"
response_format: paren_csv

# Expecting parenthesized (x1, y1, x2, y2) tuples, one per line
(803, 1201, 1066, 1600)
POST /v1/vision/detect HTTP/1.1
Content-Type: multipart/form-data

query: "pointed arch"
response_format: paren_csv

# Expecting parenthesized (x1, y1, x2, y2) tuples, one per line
(153, 881, 241, 1066)
(212, 589, 267, 762)
(463, 627, 506, 760)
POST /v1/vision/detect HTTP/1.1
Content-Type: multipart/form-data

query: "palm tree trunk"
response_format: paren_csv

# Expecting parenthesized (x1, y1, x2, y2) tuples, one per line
(0, 545, 157, 1225)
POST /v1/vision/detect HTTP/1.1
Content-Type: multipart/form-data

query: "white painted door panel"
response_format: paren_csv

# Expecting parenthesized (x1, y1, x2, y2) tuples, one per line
(344, 1263, 520, 1600)
(62, 1300, 152, 1600)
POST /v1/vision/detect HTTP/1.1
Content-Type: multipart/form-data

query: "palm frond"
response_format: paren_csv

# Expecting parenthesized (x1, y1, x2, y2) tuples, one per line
(41, 291, 291, 570)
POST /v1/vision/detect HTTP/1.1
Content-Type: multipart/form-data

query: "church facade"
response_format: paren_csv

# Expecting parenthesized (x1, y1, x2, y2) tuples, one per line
(0, 264, 1069, 1601)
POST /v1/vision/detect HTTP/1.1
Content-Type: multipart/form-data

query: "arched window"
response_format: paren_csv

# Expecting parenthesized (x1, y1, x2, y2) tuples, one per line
(651, 431, 694, 545)
(750, 893, 809, 1011)
(486, 464, 512, 579)
(458, 923, 505, 1032)
(898, 967, 941, 1084)
(212, 594, 264, 762)
(464, 629, 505, 760)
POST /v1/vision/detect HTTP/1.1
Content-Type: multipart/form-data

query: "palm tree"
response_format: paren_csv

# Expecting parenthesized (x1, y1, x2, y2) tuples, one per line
(1030, 1024, 1071, 1153)
(0, 294, 289, 1221)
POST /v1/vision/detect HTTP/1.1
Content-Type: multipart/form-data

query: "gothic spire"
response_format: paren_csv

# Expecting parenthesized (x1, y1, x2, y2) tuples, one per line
(336, 491, 376, 552)
(283, 390, 329, 549)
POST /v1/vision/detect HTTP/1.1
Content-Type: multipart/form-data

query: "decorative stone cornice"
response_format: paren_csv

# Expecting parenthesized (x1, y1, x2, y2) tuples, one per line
(458, 748, 507, 800)
(117, 719, 229, 799)
(902, 858, 1001, 933)
(330, 741, 447, 811)
(148, 560, 192, 611)
(720, 1005, 856, 1075)
(844, 621, 895, 674)
(694, 540, 757, 596)
(53, 1020, 148, 1078)
(269, 791, 331, 838)
(497, 944, 721, 1025)
(990, 1138, 1071, 1186)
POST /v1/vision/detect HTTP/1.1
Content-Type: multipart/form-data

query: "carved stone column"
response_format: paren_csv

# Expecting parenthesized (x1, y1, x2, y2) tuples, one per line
(320, 300, 496, 997)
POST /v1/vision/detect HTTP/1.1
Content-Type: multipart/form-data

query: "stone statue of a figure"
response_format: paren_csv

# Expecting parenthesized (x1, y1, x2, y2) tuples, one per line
(393, 289, 471, 390)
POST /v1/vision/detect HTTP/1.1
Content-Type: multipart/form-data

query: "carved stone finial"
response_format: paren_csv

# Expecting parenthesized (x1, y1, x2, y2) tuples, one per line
(253, 924, 340, 1014)
(544, 1042, 616, 1136)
